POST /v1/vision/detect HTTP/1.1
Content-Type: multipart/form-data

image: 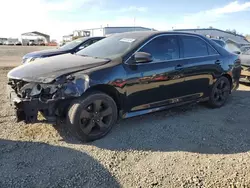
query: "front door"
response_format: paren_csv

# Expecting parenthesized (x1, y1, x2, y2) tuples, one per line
(124, 35, 187, 112)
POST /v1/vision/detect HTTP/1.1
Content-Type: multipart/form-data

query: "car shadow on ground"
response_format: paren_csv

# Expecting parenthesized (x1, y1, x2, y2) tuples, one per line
(56, 90, 250, 155)
(0, 139, 120, 188)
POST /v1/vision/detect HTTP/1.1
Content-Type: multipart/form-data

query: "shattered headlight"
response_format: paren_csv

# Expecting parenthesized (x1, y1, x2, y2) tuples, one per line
(19, 74, 90, 103)
(19, 82, 57, 98)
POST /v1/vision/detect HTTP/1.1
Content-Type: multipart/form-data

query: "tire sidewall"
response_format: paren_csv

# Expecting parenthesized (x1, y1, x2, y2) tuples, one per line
(209, 77, 230, 108)
(67, 92, 118, 142)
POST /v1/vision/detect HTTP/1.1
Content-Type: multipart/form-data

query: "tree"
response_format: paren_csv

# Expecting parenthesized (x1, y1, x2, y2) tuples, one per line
(226, 29, 238, 35)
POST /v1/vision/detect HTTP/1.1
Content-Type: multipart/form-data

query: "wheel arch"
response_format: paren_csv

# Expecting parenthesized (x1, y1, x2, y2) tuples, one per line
(86, 84, 123, 110)
(221, 73, 233, 90)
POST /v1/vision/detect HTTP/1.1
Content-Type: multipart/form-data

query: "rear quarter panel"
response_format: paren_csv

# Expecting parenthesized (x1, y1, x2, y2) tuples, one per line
(221, 54, 241, 90)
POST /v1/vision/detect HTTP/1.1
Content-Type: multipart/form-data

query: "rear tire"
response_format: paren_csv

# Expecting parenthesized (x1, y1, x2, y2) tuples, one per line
(208, 76, 231, 108)
(67, 91, 117, 142)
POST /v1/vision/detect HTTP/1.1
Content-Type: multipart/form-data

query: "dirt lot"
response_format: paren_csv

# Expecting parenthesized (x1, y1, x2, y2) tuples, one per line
(0, 46, 55, 67)
(0, 46, 250, 187)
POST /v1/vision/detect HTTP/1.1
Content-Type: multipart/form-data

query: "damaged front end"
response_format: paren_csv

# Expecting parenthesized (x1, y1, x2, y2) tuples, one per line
(7, 74, 89, 123)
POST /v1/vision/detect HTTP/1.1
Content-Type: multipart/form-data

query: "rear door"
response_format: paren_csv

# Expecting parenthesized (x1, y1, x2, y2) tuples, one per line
(178, 35, 223, 99)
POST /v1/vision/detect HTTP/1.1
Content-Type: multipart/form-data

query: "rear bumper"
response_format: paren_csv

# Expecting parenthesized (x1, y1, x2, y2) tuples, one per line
(7, 85, 56, 123)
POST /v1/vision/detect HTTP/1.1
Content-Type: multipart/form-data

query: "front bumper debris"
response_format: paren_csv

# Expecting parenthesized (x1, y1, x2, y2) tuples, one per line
(7, 73, 90, 123)
(7, 85, 56, 123)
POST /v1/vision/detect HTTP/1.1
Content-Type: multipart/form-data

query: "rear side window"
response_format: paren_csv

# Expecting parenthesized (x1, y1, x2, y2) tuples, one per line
(139, 36, 180, 61)
(181, 36, 214, 58)
(208, 45, 218, 55)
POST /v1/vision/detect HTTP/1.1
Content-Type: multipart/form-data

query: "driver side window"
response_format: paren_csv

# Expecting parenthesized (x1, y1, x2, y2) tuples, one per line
(78, 40, 93, 50)
(139, 36, 180, 62)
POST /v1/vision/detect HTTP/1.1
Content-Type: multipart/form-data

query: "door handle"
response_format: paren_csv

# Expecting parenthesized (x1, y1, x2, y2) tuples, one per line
(175, 64, 183, 70)
(215, 60, 222, 65)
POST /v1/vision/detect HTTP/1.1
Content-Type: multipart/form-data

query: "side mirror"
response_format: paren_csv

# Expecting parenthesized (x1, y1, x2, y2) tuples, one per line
(134, 52, 152, 63)
(233, 51, 241, 55)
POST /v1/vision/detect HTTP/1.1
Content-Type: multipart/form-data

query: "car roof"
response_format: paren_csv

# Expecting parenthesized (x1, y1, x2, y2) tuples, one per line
(111, 31, 209, 40)
(211, 38, 224, 42)
(114, 31, 230, 57)
(79, 36, 105, 40)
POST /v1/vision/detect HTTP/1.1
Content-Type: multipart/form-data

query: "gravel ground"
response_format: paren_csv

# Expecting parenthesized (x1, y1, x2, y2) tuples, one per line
(0, 46, 55, 67)
(1, 48, 250, 187)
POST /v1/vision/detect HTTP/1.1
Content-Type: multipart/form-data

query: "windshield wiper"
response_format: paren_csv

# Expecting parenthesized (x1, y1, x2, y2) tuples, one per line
(77, 54, 89, 57)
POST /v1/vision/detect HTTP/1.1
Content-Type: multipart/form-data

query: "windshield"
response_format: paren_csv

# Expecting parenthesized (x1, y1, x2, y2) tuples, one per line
(76, 35, 137, 59)
(59, 38, 85, 50)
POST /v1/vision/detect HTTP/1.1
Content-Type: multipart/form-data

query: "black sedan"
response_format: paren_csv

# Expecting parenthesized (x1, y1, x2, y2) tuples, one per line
(22, 37, 105, 64)
(7, 31, 241, 142)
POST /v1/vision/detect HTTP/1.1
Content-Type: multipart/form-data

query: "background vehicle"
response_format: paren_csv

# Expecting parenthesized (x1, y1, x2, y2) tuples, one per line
(241, 46, 250, 54)
(212, 38, 241, 54)
(14, 41, 22, 46)
(7, 31, 241, 142)
(239, 49, 250, 83)
(37, 39, 45, 46)
(28, 40, 36, 46)
(3, 41, 15, 45)
(22, 37, 105, 64)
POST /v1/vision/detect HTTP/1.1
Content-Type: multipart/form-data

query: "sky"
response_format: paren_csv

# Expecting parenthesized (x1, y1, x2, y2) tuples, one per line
(0, 0, 250, 41)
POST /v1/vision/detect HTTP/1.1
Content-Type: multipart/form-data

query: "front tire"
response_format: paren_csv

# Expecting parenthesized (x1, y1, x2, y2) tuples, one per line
(67, 91, 118, 142)
(208, 76, 231, 108)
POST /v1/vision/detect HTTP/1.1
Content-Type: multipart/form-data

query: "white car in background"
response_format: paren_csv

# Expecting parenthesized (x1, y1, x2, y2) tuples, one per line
(241, 46, 250, 54)
(211, 39, 241, 54)
(4, 41, 15, 45)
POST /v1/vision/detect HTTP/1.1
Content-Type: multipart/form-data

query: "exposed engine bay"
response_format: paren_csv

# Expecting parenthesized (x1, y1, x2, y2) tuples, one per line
(8, 74, 89, 102)
(7, 74, 90, 123)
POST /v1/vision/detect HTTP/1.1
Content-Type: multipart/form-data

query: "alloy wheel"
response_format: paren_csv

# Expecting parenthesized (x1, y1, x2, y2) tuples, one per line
(79, 99, 113, 136)
(213, 79, 230, 105)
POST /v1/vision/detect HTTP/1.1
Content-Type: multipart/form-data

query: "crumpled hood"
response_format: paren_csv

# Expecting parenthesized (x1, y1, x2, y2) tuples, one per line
(240, 54, 250, 66)
(8, 54, 110, 83)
